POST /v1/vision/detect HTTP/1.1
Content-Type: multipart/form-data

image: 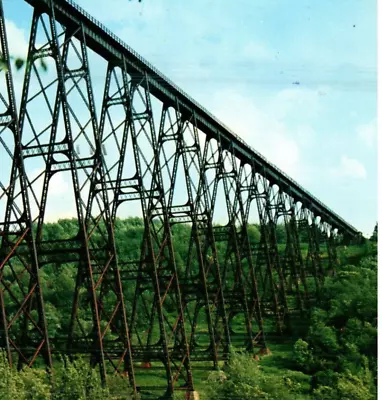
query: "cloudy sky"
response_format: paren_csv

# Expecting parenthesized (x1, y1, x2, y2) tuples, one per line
(2, 0, 377, 236)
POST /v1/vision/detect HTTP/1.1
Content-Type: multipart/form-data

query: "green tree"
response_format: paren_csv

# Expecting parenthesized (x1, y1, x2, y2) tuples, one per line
(247, 224, 261, 243)
(204, 350, 304, 399)
(370, 223, 377, 242)
(0, 352, 26, 400)
(293, 253, 377, 397)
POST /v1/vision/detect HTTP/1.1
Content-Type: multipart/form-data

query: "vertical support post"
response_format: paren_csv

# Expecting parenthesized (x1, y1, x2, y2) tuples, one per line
(280, 194, 309, 312)
(0, 2, 52, 369)
(252, 172, 289, 333)
(215, 140, 254, 353)
(227, 150, 266, 351)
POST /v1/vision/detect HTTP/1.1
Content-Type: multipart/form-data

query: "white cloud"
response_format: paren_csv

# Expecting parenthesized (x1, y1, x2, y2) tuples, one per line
(49, 172, 70, 196)
(28, 168, 70, 198)
(241, 41, 273, 61)
(5, 19, 29, 59)
(26, 169, 76, 222)
(356, 119, 377, 147)
(0, 20, 30, 106)
(2, 18, 57, 110)
(331, 155, 367, 179)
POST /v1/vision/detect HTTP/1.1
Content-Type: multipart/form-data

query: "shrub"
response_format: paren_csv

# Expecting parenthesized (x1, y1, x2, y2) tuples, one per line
(313, 372, 375, 400)
(0, 352, 26, 400)
(53, 357, 108, 400)
(20, 368, 51, 400)
(204, 350, 301, 399)
(293, 339, 315, 373)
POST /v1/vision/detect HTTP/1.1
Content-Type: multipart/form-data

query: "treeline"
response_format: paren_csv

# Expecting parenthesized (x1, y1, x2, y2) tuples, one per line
(41, 217, 301, 245)
(32, 218, 279, 337)
(3, 217, 313, 343)
(3, 217, 362, 344)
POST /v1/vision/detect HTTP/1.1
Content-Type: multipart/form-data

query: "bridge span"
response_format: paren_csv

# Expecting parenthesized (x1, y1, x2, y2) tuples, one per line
(0, 0, 360, 397)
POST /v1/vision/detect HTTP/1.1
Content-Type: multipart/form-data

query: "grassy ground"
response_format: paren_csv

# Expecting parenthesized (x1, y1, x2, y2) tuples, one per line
(130, 326, 313, 398)
(134, 244, 376, 398)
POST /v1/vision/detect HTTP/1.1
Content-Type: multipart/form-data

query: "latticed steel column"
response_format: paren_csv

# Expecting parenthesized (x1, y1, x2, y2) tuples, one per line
(182, 120, 233, 365)
(320, 222, 339, 276)
(220, 145, 266, 351)
(162, 106, 231, 368)
(100, 67, 195, 394)
(13, 4, 137, 388)
(135, 75, 194, 395)
(0, 1, 52, 369)
(249, 170, 290, 333)
(66, 27, 136, 389)
(276, 192, 309, 313)
(205, 140, 252, 353)
(310, 220, 326, 283)
(236, 163, 268, 349)
(98, 60, 163, 390)
(326, 229, 339, 275)
(195, 135, 233, 361)
(296, 207, 323, 296)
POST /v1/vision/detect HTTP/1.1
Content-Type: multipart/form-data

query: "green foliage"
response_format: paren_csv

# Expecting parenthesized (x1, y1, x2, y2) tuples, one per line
(0, 353, 135, 400)
(313, 371, 375, 400)
(204, 350, 305, 399)
(369, 223, 377, 242)
(247, 224, 261, 243)
(292, 252, 377, 399)
(1, 220, 377, 399)
(0, 55, 48, 72)
(0, 352, 51, 400)
(20, 368, 52, 400)
(293, 339, 314, 373)
(53, 357, 108, 400)
(106, 374, 135, 399)
(14, 57, 25, 70)
(308, 321, 339, 362)
(0, 352, 26, 400)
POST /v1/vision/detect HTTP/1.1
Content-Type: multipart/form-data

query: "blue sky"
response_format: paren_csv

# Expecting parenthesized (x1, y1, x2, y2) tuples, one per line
(2, 0, 377, 236)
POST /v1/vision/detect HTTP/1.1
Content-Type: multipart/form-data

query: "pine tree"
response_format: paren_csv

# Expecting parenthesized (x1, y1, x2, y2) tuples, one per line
(370, 223, 378, 242)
